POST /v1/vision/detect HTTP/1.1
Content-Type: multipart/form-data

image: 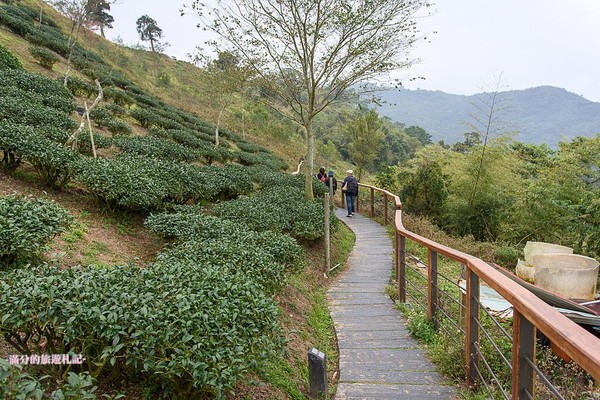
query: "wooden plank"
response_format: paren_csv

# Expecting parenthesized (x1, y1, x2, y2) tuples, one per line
(330, 209, 456, 399)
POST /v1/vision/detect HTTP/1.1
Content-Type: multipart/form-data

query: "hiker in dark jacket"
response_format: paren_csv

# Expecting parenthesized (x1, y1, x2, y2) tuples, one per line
(341, 169, 359, 217)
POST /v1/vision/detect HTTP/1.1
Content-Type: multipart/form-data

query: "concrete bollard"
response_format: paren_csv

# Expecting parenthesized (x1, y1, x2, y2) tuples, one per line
(308, 348, 327, 398)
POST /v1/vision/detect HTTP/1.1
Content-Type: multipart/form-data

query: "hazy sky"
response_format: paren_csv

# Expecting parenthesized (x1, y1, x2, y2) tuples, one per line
(107, 0, 600, 102)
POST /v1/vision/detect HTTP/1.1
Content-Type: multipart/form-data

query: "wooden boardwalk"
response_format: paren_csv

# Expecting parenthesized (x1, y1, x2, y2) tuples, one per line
(329, 209, 457, 399)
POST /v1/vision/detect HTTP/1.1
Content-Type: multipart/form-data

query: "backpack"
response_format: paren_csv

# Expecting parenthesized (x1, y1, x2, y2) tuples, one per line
(346, 177, 357, 193)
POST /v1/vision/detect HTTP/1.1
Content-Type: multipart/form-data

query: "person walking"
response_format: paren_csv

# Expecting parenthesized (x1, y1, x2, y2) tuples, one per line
(341, 169, 359, 217)
(316, 167, 327, 183)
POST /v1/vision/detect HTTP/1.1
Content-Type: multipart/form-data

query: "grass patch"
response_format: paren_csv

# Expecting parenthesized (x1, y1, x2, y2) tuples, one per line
(255, 219, 354, 398)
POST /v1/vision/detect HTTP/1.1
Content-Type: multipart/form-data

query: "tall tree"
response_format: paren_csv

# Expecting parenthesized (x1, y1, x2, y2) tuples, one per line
(86, 0, 114, 38)
(136, 15, 163, 53)
(196, 51, 254, 146)
(188, 0, 429, 198)
(52, 0, 99, 85)
(346, 110, 384, 181)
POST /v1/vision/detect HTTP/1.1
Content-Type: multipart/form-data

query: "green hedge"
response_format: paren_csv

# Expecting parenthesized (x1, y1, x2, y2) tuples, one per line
(129, 107, 185, 130)
(103, 87, 134, 108)
(74, 156, 255, 211)
(145, 207, 304, 269)
(114, 135, 200, 162)
(65, 76, 98, 98)
(0, 123, 79, 186)
(0, 43, 22, 70)
(0, 261, 282, 397)
(1, 69, 75, 113)
(0, 195, 72, 266)
(212, 184, 336, 241)
(29, 46, 58, 70)
(25, 24, 70, 56)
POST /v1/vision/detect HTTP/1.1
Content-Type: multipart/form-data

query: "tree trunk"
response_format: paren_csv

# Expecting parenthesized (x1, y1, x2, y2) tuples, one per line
(215, 105, 226, 147)
(100, 24, 105, 38)
(304, 122, 315, 200)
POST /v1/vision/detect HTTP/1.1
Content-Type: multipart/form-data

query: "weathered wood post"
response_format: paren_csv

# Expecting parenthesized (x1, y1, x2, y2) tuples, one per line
(324, 193, 331, 274)
(308, 348, 327, 398)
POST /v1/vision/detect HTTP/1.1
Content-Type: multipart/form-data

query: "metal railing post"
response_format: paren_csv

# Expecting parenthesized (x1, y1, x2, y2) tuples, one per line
(428, 249, 438, 329)
(466, 268, 480, 388)
(512, 310, 535, 399)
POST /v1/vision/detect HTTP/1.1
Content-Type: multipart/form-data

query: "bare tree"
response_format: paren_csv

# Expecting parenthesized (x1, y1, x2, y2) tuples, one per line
(465, 74, 515, 213)
(193, 51, 254, 146)
(51, 0, 100, 85)
(187, 0, 430, 198)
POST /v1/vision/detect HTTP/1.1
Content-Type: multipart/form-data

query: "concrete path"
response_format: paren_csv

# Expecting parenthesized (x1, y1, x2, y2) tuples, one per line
(329, 209, 457, 399)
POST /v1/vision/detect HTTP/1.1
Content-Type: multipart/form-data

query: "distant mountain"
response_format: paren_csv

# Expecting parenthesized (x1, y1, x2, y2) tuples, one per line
(371, 86, 600, 146)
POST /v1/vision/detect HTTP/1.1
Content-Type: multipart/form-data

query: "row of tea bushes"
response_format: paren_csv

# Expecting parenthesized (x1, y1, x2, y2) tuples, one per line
(0, 260, 282, 398)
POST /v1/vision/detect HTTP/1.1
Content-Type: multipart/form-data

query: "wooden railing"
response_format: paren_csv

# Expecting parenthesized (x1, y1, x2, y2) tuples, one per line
(342, 183, 600, 399)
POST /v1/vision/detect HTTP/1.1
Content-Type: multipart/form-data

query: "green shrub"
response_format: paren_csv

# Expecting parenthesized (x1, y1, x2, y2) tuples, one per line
(114, 135, 200, 162)
(90, 105, 132, 135)
(100, 118, 132, 135)
(74, 156, 252, 211)
(103, 87, 134, 108)
(28, 45, 59, 69)
(65, 76, 97, 98)
(0, 195, 72, 265)
(1, 70, 74, 113)
(235, 150, 287, 170)
(0, 261, 282, 398)
(0, 43, 22, 70)
(79, 130, 112, 154)
(212, 185, 336, 240)
(25, 25, 70, 56)
(0, 97, 75, 130)
(0, 358, 45, 399)
(145, 207, 304, 268)
(0, 7, 35, 36)
(151, 128, 215, 149)
(0, 123, 79, 186)
(129, 107, 184, 130)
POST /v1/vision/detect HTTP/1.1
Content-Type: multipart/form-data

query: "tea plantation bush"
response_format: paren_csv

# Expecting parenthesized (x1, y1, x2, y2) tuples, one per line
(0, 195, 72, 266)
(28, 45, 59, 69)
(0, 6, 34, 36)
(145, 207, 304, 268)
(1, 70, 75, 113)
(0, 123, 79, 186)
(151, 128, 214, 148)
(79, 130, 112, 154)
(235, 150, 287, 170)
(212, 185, 337, 241)
(0, 261, 283, 398)
(66, 76, 99, 98)
(104, 87, 134, 108)
(114, 135, 200, 162)
(129, 107, 184, 130)
(0, 43, 22, 70)
(74, 156, 255, 210)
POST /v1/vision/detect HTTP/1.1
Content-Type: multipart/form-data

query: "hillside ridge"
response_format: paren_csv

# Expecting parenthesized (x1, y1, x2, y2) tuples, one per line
(373, 86, 600, 146)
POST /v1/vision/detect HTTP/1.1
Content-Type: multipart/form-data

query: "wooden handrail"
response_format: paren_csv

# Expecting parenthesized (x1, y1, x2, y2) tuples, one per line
(348, 182, 600, 390)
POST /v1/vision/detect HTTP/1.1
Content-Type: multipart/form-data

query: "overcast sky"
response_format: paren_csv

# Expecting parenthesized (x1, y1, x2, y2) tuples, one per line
(107, 0, 600, 102)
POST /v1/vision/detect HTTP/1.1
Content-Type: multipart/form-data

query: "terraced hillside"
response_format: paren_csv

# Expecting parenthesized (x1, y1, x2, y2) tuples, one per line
(0, 1, 351, 398)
